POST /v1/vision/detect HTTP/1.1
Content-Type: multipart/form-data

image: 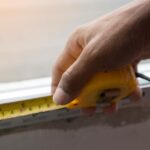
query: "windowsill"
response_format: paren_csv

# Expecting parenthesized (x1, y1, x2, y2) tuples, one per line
(0, 63, 149, 105)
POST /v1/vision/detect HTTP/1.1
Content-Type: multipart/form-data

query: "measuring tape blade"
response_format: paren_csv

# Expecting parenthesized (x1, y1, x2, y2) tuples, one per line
(0, 96, 65, 121)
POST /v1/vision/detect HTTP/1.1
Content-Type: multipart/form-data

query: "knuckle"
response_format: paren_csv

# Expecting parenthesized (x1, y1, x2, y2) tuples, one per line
(74, 25, 85, 35)
(69, 25, 87, 46)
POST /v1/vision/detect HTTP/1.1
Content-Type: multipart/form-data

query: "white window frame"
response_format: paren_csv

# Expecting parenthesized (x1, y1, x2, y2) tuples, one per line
(0, 63, 149, 129)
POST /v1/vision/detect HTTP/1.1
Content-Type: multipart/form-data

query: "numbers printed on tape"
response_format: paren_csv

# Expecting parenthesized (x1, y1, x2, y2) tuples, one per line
(0, 96, 64, 120)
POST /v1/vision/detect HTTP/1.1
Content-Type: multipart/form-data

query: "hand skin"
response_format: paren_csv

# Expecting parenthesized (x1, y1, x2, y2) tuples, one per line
(52, 0, 150, 107)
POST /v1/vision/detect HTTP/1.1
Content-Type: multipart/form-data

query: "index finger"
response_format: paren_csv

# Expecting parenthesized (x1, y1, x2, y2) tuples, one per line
(51, 36, 83, 94)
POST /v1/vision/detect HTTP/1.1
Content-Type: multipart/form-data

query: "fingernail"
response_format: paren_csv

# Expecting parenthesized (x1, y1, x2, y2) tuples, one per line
(53, 88, 71, 105)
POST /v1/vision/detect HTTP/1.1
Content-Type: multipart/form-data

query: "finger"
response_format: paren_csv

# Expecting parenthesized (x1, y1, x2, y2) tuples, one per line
(51, 35, 82, 95)
(51, 52, 75, 95)
(53, 45, 98, 105)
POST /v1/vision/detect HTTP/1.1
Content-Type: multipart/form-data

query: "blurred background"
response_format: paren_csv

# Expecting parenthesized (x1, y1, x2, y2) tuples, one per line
(0, 0, 148, 82)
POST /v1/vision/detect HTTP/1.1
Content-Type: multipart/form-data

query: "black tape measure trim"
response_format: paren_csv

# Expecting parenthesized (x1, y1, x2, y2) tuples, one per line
(136, 72, 150, 82)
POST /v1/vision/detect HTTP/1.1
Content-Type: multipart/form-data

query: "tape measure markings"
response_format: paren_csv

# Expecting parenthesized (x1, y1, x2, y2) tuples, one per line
(0, 96, 64, 121)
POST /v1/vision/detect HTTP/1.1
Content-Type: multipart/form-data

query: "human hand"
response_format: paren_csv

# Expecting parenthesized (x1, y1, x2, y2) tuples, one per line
(51, 1, 150, 109)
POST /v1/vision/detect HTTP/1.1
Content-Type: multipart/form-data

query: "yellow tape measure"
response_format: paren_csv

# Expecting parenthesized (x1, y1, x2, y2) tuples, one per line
(0, 65, 138, 121)
(0, 96, 64, 120)
(67, 65, 138, 109)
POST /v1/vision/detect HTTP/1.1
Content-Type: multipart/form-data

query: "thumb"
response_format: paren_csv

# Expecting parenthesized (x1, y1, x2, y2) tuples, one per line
(53, 51, 97, 105)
